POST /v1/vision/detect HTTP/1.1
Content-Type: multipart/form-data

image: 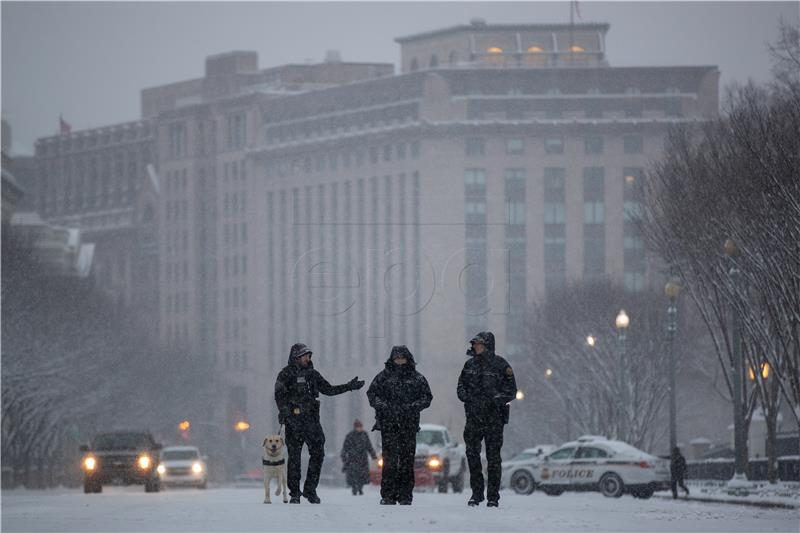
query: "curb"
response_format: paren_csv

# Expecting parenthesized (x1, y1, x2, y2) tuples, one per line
(653, 493, 798, 510)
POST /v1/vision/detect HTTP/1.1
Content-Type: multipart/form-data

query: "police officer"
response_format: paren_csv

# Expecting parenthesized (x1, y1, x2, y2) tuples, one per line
(274, 343, 365, 504)
(367, 345, 433, 505)
(457, 332, 517, 507)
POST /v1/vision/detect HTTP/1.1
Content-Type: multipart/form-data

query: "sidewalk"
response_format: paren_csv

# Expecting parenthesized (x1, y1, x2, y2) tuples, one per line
(653, 480, 800, 510)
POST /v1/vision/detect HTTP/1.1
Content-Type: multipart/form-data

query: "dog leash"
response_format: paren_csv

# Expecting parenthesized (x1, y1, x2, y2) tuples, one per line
(277, 424, 284, 437)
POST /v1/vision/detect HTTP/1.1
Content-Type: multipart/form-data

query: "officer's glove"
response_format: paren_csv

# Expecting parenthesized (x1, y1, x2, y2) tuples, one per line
(348, 376, 365, 390)
(493, 395, 509, 407)
(278, 408, 289, 425)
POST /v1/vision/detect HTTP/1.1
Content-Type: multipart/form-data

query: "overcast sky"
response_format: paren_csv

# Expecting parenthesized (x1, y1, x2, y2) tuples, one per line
(2, 1, 797, 154)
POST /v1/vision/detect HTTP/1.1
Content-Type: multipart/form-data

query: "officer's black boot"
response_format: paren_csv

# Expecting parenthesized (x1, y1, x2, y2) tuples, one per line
(487, 499, 499, 508)
(380, 498, 397, 505)
(303, 490, 321, 504)
(468, 494, 483, 507)
(289, 495, 301, 504)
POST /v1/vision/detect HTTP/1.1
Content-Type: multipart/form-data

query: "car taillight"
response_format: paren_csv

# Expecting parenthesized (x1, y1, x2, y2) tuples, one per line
(377, 457, 383, 468)
(638, 461, 653, 469)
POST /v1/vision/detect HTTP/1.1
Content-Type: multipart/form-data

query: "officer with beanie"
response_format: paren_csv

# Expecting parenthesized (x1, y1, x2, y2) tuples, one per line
(274, 343, 365, 504)
(457, 332, 517, 508)
(367, 345, 432, 505)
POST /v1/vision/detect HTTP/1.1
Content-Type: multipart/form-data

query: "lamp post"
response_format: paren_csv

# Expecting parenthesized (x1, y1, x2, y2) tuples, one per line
(615, 309, 630, 441)
(724, 238, 748, 482)
(665, 281, 681, 451)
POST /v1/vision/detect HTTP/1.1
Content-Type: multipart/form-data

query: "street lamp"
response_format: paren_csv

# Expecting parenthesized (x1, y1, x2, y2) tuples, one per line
(665, 280, 681, 451)
(516, 390, 525, 400)
(725, 239, 748, 482)
(586, 335, 596, 347)
(234, 420, 250, 476)
(615, 309, 630, 441)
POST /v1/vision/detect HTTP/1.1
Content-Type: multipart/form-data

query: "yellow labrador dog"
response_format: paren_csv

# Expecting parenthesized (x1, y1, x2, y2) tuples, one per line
(262, 435, 287, 503)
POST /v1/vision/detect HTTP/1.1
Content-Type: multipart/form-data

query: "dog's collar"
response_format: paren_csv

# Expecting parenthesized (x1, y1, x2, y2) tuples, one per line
(262, 458, 285, 466)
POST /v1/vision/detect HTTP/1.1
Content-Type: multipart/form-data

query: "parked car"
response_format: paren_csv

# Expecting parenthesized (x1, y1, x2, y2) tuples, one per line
(370, 423, 467, 493)
(529, 435, 670, 499)
(79, 431, 162, 493)
(157, 446, 207, 489)
(501, 444, 557, 494)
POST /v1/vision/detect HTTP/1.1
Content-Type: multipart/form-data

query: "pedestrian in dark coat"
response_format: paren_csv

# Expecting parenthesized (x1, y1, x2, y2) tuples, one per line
(670, 446, 690, 499)
(274, 343, 365, 504)
(367, 345, 433, 505)
(457, 331, 517, 507)
(340, 419, 377, 495)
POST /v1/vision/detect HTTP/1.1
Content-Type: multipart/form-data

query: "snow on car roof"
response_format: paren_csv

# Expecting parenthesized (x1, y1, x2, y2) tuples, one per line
(163, 445, 200, 452)
(558, 438, 651, 457)
(419, 423, 448, 431)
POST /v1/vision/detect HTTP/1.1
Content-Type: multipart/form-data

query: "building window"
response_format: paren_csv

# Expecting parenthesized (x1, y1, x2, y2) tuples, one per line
(507, 201, 525, 225)
(623, 135, 643, 154)
(430, 54, 439, 68)
(410, 140, 420, 158)
(465, 200, 486, 215)
(464, 168, 487, 185)
(370, 146, 379, 164)
(584, 135, 604, 154)
(584, 201, 605, 224)
(465, 137, 485, 156)
(448, 51, 458, 65)
(410, 58, 419, 72)
(226, 113, 246, 149)
(544, 137, 564, 154)
(168, 122, 187, 159)
(625, 271, 645, 291)
(505, 138, 524, 155)
(382, 145, 392, 162)
(544, 203, 565, 224)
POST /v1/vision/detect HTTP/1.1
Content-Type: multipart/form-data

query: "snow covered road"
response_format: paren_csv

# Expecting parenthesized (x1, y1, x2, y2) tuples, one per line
(2, 485, 797, 532)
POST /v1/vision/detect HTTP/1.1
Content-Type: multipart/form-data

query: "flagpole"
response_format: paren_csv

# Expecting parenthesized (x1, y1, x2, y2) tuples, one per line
(569, 1, 575, 64)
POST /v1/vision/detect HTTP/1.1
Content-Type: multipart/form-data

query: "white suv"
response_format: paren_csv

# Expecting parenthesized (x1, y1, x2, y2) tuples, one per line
(415, 424, 468, 493)
(157, 446, 208, 489)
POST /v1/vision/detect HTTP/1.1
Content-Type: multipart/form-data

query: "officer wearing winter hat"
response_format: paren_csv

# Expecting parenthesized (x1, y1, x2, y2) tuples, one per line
(274, 342, 365, 504)
(457, 332, 517, 507)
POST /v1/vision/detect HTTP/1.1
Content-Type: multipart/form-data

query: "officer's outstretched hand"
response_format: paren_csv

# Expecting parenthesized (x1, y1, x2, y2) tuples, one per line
(348, 376, 365, 390)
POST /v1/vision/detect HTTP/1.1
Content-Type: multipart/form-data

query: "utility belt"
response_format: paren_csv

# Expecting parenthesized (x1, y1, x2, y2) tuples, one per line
(288, 399, 320, 418)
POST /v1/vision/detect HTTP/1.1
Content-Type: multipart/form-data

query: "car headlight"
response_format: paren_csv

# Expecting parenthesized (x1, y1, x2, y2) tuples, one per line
(192, 462, 203, 474)
(157, 464, 166, 475)
(428, 456, 441, 469)
(377, 456, 383, 468)
(138, 455, 151, 469)
(83, 456, 96, 471)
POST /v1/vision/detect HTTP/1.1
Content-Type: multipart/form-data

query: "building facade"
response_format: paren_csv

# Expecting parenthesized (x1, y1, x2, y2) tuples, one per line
(30, 20, 719, 465)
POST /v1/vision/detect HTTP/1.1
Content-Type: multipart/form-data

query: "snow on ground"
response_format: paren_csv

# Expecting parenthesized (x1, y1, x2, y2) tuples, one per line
(2, 485, 798, 532)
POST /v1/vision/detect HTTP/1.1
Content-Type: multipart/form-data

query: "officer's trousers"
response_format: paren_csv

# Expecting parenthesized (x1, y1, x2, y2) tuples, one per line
(464, 421, 504, 502)
(285, 417, 326, 497)
(380, 425, 417, 502)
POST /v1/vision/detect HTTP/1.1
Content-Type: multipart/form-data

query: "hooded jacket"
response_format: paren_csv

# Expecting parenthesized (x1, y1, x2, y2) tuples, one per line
(367, 346, 433, 432)
(274, 343, 353, 421)
(457, 332, 517, 425)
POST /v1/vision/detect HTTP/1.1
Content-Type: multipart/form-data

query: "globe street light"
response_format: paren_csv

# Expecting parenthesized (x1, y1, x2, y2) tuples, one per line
(586, 335, 596, 347)
(665, 280, 681, 451)
(615, 309, 630, 441)
(725, 239, 748, 482)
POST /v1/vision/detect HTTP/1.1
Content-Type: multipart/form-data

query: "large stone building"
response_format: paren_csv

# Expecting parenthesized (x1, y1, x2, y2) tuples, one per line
(30, 20, 719, 467)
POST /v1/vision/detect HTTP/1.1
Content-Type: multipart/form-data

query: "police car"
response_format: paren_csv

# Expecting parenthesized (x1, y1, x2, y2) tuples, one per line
(501, 445, 556, 494)
(528, 435, 670, 499)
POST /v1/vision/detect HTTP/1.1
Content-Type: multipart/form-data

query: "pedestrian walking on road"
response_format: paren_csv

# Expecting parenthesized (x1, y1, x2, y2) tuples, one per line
(670, 446, 690, 499)
(340, 419, 377, 495)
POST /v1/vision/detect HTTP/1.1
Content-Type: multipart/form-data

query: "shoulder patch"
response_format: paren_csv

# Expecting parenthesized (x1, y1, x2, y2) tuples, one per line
(506, 367, 514, 376)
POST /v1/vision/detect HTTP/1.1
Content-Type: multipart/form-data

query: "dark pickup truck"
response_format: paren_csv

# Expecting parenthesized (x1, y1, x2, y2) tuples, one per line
(79, 431, 163, 493)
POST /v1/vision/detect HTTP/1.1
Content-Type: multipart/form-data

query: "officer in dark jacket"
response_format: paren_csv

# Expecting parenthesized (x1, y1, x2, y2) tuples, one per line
(670, 446, 690, 499)
(340, 419, 377, 495)
(274, 343, 364, 504)
(367, 345, 433, 505)
(457, 332, 517, 507)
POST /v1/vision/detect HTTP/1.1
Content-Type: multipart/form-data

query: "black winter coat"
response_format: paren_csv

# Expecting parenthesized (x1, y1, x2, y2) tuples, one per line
(274, 343, 352, 423)
(670, 449, 688, 480)
(340, 430, 377, 486)
(457, 332, 517, 426)
(367, 346, 433, 432)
